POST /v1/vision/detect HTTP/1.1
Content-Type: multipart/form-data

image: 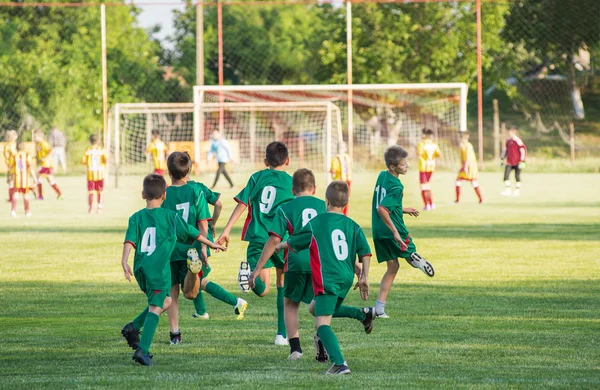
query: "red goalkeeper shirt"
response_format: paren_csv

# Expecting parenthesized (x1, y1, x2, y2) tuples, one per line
(505, 138, 526, 166)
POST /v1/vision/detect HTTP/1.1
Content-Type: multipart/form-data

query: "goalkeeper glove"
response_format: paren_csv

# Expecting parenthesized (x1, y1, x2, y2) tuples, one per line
(518, 162, 526, 169)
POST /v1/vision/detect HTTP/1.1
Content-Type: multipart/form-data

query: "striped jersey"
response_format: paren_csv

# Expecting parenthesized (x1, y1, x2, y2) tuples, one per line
(330, 153, 352, 182)
(36, 140, 53, 168)
(10, 151, 34, 189)
(146, 140, 168, 171)
(417, 139, 441, 173)
(81, 145, 107, 181)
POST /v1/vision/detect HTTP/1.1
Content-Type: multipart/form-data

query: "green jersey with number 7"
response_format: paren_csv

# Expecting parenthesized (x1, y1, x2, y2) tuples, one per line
(234, 168, 294, 244)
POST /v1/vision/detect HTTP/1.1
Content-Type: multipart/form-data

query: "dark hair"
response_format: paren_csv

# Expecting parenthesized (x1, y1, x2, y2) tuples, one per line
(151, 130, 161, 136)
(265, 141, 289, 167)
(292, 168, 316, 194)
(422, 128, 434, 136)
(384, 145, 408, 168)
(325, 180, 349, 208)
(167, 151, 191, 180)
(143, 174, 166, 200)
(90, 134, 98, 144)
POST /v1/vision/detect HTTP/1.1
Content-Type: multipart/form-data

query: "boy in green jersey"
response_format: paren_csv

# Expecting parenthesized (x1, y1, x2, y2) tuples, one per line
(277, 181, 373, 375)
(163, 152, 247, 345)
(218, 142, 294, 345)
(372, 145, 435, 319)
(120, 174, 224, 366)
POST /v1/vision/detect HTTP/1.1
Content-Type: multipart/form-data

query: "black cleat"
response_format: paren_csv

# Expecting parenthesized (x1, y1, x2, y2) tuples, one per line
(325, 362, 351, 375)
(132, 347, 152, 366)
(313, 333, 329, 363)
(360, 307, 375, 334)
(170, 331, 182, 345)
(121, 322, 140, 350)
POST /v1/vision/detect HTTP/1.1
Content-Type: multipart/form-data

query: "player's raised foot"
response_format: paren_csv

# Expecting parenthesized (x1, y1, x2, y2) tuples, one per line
(10, 210, 17, 217)
(132, 347, 152, 366)
(275, 334, 289, 346)
(375, 311, 390, 319)
(192, 312, 210, 319)
(500, 188, 512, 196)
(313, 333, 329, 363)
(233, 298, 248, 320)
(186, 248, 202, 274)
(409, 252, 435, 277)
(288, 351, 303, 360)
(512, 189, 520, 197)
(325, 362, 351, 375)
(121, 322, 140, 350)
(360, 307, 375, 334)
(170, 331, 182, 345)
(238, 261, 251, 293)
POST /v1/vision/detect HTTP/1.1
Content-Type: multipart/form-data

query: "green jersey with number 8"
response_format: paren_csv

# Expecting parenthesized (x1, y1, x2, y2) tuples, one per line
(235, 169, 293, 244)
(269, 196, 327, 273)
(287, 213, 372, 298)
(124, 208, 201, 292)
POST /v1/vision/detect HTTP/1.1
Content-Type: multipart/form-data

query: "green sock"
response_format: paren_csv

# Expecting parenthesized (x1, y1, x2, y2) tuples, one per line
(252, 277, 267, 296)
(317, 325, 344, 365)
(132, 307, 148, 331)
(139, 312, 159, 354)
(193, 291, 207, 315)
(333, 305, 365, 321)
(277, 287, 286, 337)
(205, 281, 237, 306)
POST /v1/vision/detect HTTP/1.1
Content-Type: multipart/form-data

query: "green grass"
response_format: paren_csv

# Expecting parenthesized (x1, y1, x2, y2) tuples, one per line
(1, 171, 599, 389)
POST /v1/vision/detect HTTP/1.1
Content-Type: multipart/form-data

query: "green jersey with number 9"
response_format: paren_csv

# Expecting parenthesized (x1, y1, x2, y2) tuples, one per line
(287, 213, 372, 298)
(235, 169, 293, 244)
(124, 208, 201, 292)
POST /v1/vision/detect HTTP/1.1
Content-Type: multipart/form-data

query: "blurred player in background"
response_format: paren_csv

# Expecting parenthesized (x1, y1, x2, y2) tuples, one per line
(9, 141, 37, 217)
(208, 130, 235, 189)
(501, 127, 527, 196)
(34, 130, 63, 200)
(48, 126, 67, 173)
(455, 132, 483, 204)
(417, 129, 441, 211)
(4, 130, 18, 202)
(329, 141, 352, 215)
(81, 134, 107, 214)
(145, 130, 168, 177)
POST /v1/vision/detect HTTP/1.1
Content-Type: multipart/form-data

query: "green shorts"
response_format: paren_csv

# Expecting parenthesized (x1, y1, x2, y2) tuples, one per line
(145, 289, 170, 308)
(247, 242, 284, 271)
(170, 260, 188, 286)
(313, 293, 345, 316)
(284, 272, 314, 304)
(374, 236, 416, 263)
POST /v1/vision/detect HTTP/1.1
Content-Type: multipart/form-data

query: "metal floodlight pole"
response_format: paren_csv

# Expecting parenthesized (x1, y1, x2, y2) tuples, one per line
(100, 4, 108, 143)
(476, 0, 484, 168)
(217, 0, 224, 133)
(196, 0, 204, 87)
(346, 0, 353, 159)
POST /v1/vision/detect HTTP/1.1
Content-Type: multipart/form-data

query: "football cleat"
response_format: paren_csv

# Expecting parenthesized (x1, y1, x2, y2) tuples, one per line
(288, 351, 303, 360)
(187, 248, 202, 274)
(132, 347, 152, 366)
(10, 210, 17, 217)
(430, 203, 437, 210)
(238, 261, 251, 293)
(313, 333, 329, 363)
(375, 312, 390, 319)
(409, 252, 435, 277)
(25, 212, 32, 217)
(192, 312, 210, 319)
(121, 322, 140, 350)
(360, 307, 375, 334)
(325, 362, 351, 375)
(170, 331, 182, 345)
(234, 298, 248, 320)
(275, 334, 289, 346)
(423, 204, 432, 211)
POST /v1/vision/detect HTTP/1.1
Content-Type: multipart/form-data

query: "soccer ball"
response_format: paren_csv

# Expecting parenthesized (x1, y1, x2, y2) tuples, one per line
(238, 261, 251, 293)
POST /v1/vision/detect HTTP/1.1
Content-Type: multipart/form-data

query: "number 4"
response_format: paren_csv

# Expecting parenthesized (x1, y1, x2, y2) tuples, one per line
(141, 227, 157, 256)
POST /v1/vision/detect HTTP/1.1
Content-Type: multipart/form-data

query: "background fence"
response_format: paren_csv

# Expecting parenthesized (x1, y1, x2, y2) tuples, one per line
(1, 0, 599, 174)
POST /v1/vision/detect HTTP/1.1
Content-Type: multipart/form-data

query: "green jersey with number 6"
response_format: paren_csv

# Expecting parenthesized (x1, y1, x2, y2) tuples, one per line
(235, 169, 293, 244)
(162, 183, 212, 261)
(372, 170, 410, 240)
(287, 213, 372, 298)
(124, 208, 201, 292)
(269, 196, 327, 273)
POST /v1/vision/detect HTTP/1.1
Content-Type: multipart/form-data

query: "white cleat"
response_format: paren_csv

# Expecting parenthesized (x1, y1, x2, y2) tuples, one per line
(186, 248, 202, 274)
(25, 212, 32, 217)
(288, 351, 303, 360)
(10, 210, 17, 218)
(275, 334, 289, 346)
(409, 252, 435, 277)
(423, 204, 432, 211)
(430, 203, 437, 210)
(234, 298, 248, 320)
(192, 312, 210, 319)
(238, 261, 251, 293)
(500, 188, 512, 196)
(375, 312, 390, 319)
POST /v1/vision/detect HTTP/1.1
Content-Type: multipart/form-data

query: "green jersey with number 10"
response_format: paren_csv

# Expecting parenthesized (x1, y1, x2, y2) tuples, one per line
(372, 170, 410, 240)
(235, 169, 293, 244)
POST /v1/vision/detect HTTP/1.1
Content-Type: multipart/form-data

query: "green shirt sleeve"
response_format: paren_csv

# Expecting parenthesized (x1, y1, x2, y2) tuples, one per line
(355, 225, 372, 260)
(204, 187, 220, 205)
(175, 213, 201, 243)
(269, 207, 288, 240)
(235, 176, 254, 205)
(379, 186, 402, 213)
(287, 223, 312, 253)
(124, 215, 138, 247)
(196, 192, 212, 222)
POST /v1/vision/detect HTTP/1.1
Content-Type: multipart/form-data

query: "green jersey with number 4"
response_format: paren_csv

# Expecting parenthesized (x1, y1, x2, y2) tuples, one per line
(288, 213, 372, 298)
(372, 170, 410, 240)
(235, 169, 293, 244)
(124, 208, 201, 292)
(162, 183, 212, 261)
(269, 196, 327, 273)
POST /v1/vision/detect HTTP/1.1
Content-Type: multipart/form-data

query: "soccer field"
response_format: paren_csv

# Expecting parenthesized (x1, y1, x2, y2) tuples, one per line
(1, 171, 599, 388)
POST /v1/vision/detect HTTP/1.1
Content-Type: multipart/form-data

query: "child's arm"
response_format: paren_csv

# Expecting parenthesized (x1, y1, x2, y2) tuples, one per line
(402, 207, 419, 217)
(356, 255, 370, 300)
(249, 235, 281, 289)
(216, 201, 247, 247)
(197, 219, 210, 265)
(210, 199, 223, 237)
(195, 232, 226, 251)
(377, 207, 407, 250)
(121, 243, 134, 282)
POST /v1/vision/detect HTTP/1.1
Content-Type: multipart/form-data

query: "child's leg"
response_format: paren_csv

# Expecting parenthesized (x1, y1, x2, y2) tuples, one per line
(333, 305, 365, 321)
(167, 284, 180, 333)
(132, 307, 149, 330)
(10, 191, 18, 212)
(23, 197, 30, 214)
(315, 313, 344, 365)
(47, 174, 62, 197)
(37, 178, 43, 199)
(276, 268, 286, 338)
(252, 268, 271, 297)
(376, 259, 400, 315)
(139, 296, 172, 355)
(285, 298, 301, 345)
(193, 291, 207, 316)
(88, 193, 94, 212)
(201, 278, 237, 306)
(182, 270, 200, 300)
(97, 191, 103, 208)
(455, 180, 462, 202)
(472, 180, 483, 202)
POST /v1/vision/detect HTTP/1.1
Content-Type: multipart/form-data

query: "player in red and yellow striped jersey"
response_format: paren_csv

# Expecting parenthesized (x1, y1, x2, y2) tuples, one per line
(145, 130, 168, 176)
(455, 132, 483, 204)
(329, 142, 352, 215)
(416, 129, 442, 210)
(81, 134, 108, 214)
(9, 142, 37, 217)
(4, 130, 18, 202)
(34, 130, 63, 200)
